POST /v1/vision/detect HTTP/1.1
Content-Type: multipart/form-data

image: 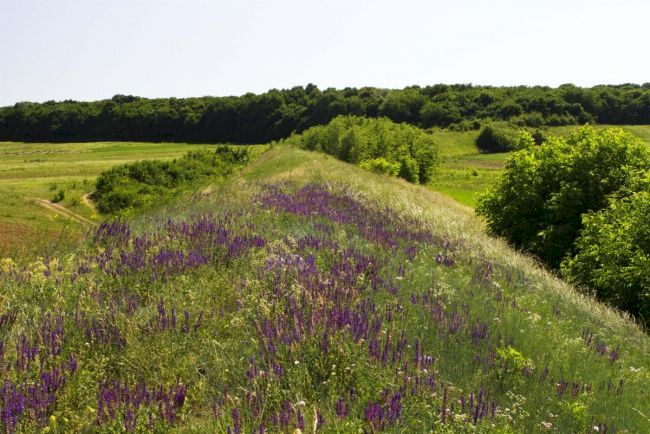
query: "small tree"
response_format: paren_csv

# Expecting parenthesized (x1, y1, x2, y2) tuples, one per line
(52, 189, 65, 203)
(475, 125, 514, 153)
(398, 156, 419, 183)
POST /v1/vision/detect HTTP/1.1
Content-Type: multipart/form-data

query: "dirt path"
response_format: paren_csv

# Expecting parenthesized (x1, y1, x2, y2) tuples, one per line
(81, 192, 96, 212)
(27, 197, 97, 228)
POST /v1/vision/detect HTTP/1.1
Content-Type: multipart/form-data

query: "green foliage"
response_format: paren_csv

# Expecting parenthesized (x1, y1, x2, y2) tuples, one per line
(531, 129, 547, 145)
(477, 125, 650, 269)
(420, 101, 462, 127)
(562, 190, 650, 323)
(397, 155, 419, 183)
(359, 158, 401, 177)
(512, 130, 536, 150)
(494, 346, 535, 390)
(476, 125, 516, 153)
(92, 146, 249, 214)
(2, 84, 650, 143)
(287, 115, 439, 184)
(51, 189, 65, 203)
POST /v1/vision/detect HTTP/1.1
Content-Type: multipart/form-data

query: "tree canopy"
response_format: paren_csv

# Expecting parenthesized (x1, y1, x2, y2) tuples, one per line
(286, 115, 439, 184)
(477, 125, 650, 268)
(2, 84, 650, 143)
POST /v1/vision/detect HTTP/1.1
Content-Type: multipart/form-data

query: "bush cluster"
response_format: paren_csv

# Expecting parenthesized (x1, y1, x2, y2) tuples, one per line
(476, 125, 516, 153)
(92, 146, 248, 214)
(51, 189, 65, 203)
(287, 116, 439, 184)
(478, 125, 650, 323)
(476, 125, 546, 153)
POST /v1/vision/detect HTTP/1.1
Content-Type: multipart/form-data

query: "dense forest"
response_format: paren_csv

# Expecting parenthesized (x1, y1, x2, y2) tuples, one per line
(1, 83, 650, 143)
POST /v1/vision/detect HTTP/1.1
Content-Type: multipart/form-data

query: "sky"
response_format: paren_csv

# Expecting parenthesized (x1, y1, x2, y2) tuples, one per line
(1, 0, 649, 106)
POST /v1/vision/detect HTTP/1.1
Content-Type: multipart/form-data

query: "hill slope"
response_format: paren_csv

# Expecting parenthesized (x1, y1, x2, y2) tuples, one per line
(0, 146, 648, 433)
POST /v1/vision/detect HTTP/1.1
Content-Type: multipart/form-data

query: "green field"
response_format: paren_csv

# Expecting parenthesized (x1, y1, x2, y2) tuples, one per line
(2, 124, 649, 254)
(0, 142, 266, 255)
(428, 125, 650, 207)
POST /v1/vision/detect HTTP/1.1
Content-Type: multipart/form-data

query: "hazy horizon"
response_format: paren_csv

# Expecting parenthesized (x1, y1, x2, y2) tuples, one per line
(2, 0, 649, 106)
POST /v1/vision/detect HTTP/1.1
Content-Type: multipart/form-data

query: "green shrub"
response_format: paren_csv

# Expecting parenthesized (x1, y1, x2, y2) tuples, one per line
(287, 115, 439, 184)
(398, 155, 420, 183)
(512, 131, 536, 150)
(546, 113, 576, 126)
(562, 190, 650, 323)
(531, 129, 547, 145)
(475, 125, 515, 153)
(511, 112, 545, 128)
(93, 147, 249, 214)
(52, 189, 65, 203)
(413, 138, 439, 184)
(477, 125, 650, 268)
(359, 158, 401, 177)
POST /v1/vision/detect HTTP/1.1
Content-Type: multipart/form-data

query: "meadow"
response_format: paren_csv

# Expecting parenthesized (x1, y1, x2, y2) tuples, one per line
(0, 142, 266, 256)
(0, 145, 648, 433)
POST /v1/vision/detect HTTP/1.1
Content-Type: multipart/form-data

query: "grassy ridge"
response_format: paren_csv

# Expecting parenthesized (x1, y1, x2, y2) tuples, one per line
(2, 146, 646, 432)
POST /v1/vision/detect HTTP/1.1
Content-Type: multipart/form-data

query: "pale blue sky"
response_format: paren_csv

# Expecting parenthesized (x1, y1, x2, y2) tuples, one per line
(1, 0, 648, 106)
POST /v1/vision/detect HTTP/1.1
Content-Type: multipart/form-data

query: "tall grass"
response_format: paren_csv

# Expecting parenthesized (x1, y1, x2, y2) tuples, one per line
(0, 146, 647, 433)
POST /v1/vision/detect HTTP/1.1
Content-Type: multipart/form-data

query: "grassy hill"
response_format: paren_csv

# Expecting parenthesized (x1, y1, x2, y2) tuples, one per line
(1, 145, 648, 433)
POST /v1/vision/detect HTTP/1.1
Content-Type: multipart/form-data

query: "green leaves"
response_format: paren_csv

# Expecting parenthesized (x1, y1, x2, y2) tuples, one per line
(287, 115, 440, 184)
(478, 125, 650, 323)
(93, 147, 249, 215)
(359, 158, 401, 177)
(562, 190, 650, 323)
(476, 125, 517, 153)
(477, 125, 649, 268)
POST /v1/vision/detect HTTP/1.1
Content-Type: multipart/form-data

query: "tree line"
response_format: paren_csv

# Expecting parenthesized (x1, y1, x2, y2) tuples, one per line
(1, 83, 650, 143)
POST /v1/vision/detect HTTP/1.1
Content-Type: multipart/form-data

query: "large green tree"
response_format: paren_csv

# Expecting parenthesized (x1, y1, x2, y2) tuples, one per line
(477, 125, 650, 268)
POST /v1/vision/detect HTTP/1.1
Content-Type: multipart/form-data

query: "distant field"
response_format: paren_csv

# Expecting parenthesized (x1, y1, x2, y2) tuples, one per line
(2, 124, 649, 253)
(0, 142, 266, 255)
(429, 125, 650, 207)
